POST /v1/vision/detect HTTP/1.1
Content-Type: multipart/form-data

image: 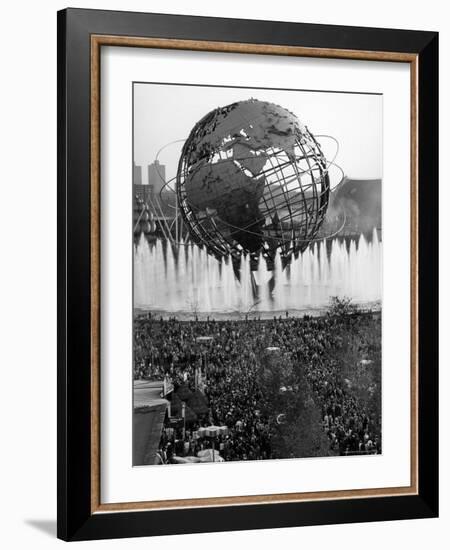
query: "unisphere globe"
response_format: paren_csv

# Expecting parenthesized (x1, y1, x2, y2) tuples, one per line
(176, 99, 330, 265)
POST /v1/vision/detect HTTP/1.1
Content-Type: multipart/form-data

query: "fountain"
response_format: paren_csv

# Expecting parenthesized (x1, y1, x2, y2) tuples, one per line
(134, 229, 381, 318)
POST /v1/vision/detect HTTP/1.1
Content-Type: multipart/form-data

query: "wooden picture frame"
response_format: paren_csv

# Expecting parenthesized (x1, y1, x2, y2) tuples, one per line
(57, 8, 438, 541)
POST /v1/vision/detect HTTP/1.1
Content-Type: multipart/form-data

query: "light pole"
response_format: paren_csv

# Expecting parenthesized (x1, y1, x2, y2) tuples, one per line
(181, 401, 186, 440)
(195, 336, 213, 387)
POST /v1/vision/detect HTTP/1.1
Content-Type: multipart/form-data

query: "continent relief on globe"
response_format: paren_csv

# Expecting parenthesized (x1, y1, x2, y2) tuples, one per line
(184, 100, 309, 252)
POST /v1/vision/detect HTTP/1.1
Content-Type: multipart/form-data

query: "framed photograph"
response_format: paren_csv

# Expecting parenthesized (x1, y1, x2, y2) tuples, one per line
(57, 8, 438, 541)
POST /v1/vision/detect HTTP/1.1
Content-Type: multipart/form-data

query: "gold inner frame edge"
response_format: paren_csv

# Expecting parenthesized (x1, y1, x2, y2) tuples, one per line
(89, 34, 419, 514)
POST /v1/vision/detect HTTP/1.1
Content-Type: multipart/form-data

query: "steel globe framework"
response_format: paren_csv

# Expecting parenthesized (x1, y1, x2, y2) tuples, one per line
(176, 99, 330, 266)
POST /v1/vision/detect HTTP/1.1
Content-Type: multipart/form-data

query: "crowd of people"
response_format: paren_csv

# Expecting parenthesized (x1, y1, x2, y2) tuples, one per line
(291, 315, 382, 456)
(134, 310, 381, 464)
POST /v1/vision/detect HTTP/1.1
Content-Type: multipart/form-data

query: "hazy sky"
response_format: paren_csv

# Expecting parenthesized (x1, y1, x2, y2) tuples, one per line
(133, 82, 382, 186)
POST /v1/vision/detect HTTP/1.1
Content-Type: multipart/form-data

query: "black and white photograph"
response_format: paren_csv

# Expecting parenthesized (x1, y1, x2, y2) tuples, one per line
(132, 83, 383, 467)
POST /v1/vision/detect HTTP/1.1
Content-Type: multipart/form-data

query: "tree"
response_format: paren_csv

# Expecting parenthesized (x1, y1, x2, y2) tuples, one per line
(257, 349, 331, 458)
(327, 296, 358, 318)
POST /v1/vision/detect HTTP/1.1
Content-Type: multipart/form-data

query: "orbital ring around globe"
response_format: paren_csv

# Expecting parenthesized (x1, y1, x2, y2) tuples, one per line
(153, 99, 345, 267)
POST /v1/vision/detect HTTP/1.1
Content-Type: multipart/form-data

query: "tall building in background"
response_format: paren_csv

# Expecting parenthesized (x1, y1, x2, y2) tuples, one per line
(133, 160, 173, 217)
(133, 162, 153, 205)
(148, 160, 166, 198)
(133, 162, 142, 186)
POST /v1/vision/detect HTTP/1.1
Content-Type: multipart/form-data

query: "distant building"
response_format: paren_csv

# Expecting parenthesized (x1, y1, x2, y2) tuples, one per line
(148, 160, 166, 198)
(133, 160, 175, 226)
(319, 177, 382, 238)
(133, 162, 153, 205)
(133, 162, 142, 186)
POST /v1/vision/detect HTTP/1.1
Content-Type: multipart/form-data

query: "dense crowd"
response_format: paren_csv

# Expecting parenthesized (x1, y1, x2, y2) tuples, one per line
(134, 311, 381, 463)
